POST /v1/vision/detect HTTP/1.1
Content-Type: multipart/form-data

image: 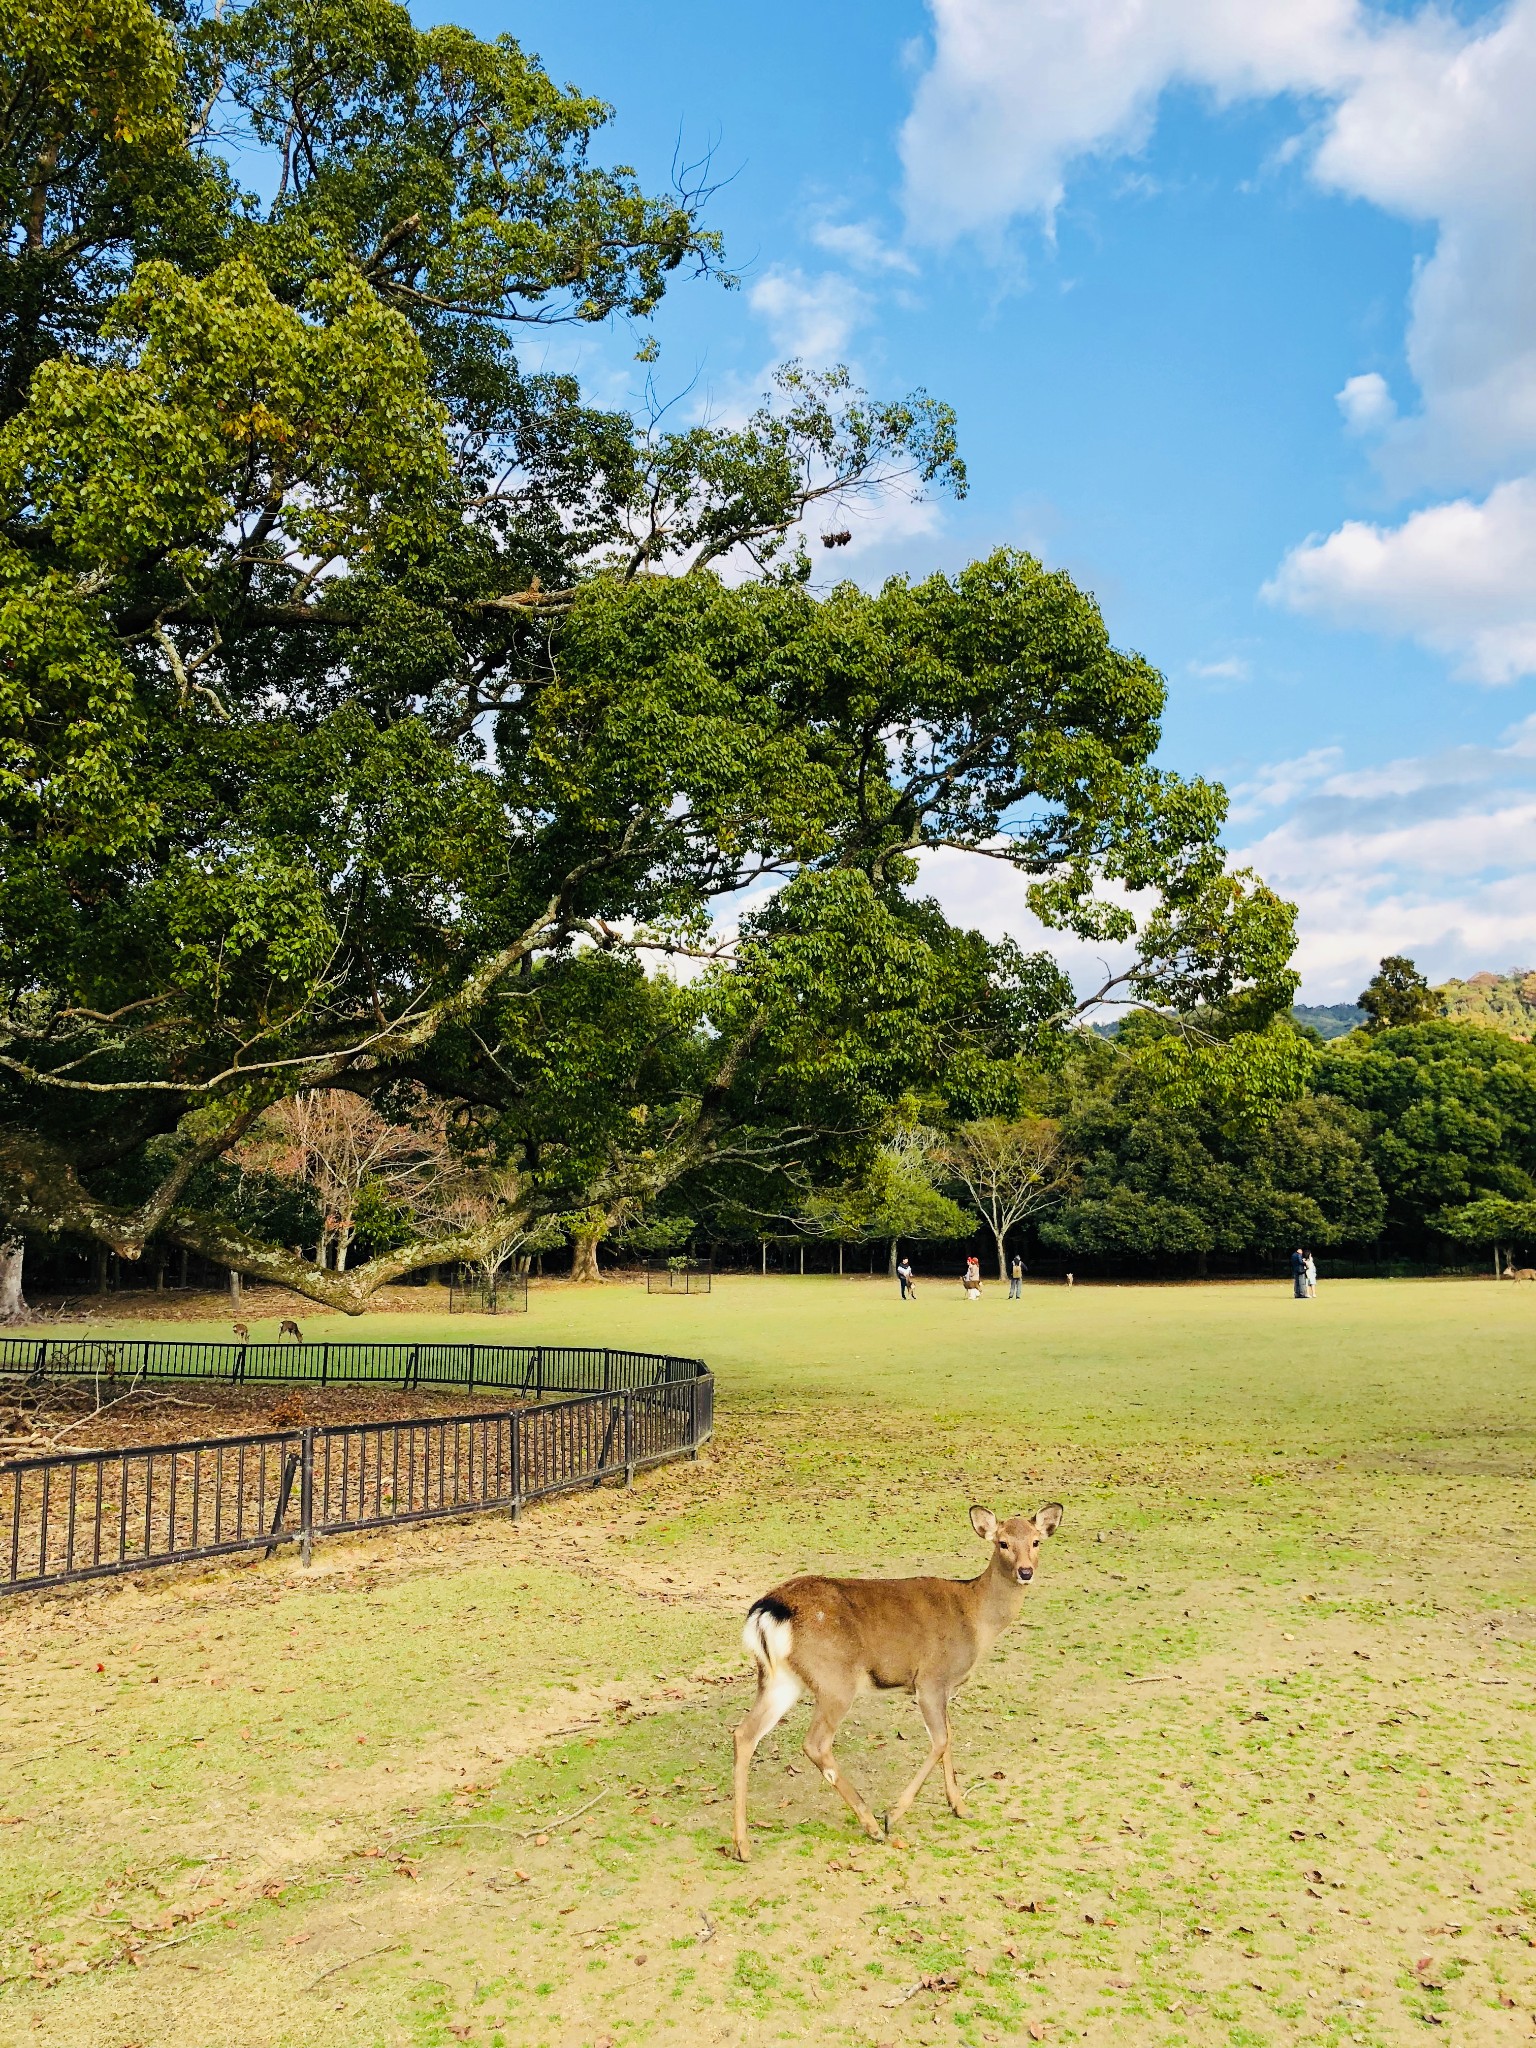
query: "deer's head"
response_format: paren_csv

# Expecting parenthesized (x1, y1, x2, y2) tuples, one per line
(970, 1502, 1064, 1584)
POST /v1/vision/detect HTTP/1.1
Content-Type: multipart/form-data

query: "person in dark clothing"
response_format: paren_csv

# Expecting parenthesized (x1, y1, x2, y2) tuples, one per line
(1291, 1248, 1308, 1299)
(1009, 1254, 1024, 1299)
(897, 1256, 915, 1300)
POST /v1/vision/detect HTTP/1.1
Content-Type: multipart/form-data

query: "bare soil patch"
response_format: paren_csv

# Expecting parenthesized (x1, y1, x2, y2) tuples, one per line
(0, 1379, 527, 1461)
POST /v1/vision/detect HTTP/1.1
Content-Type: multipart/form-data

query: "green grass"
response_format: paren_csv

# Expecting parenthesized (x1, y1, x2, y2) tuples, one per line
(2, 1275, 1534, 2046)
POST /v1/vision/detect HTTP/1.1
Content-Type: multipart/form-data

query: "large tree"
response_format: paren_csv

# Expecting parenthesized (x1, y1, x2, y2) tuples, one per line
(1316, 1022, 1536, 1242)
(1040, 1023, 1384, 1270)
(0, 0, 1298, 1309)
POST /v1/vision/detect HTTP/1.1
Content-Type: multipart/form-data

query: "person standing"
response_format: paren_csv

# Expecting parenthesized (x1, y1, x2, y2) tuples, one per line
(964, 1254, 982, 1299)
(1008, 1254, 1023, 1300)
(1291, 1247, 1307, 1299)
(1304, 1250, 1318, 1298)
(897, 1256, 915, 1301)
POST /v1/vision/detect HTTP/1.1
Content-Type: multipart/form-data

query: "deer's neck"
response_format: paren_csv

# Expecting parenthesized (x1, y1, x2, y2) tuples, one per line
(966, 1554, 1029, 1648)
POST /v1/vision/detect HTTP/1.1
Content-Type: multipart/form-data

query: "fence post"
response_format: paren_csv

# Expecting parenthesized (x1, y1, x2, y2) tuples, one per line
(535, 1347, 544, 1401)
(604, 1347, 612, 1392)
(689, 1376, 700, 1459)
(300, 1426, 315, 1567)
(623, 1391, 634, 1487)
(509, 1409, 522, 1522)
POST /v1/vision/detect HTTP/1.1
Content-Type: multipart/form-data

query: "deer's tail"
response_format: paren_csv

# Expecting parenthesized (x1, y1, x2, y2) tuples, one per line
(742, 1593, 796, 1681)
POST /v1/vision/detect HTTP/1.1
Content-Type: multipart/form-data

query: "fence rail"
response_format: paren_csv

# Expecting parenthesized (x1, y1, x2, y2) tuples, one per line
(1, 1375, 714, 1594)
(0, 1336, 704, 1396)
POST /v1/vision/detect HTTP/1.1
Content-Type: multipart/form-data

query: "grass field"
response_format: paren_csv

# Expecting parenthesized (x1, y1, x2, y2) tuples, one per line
(2, 1275, 1534, 2047)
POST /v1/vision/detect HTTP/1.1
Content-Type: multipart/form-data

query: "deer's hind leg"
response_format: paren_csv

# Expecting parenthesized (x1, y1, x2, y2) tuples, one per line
(888, 1679, 965, 1827)
(802, 1681, 882, 1841)
(733, 1669, 801, 1862)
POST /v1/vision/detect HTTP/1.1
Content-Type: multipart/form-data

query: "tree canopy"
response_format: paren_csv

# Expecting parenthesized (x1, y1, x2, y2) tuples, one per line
(0, 0, 1298, 1307)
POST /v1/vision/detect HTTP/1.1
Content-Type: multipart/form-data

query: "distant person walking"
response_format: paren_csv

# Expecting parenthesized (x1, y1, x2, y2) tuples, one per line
(964, 1254, 982, 1300)
(1008, 1254, 1024, 1300)
(897, 1256, 915, 1301)
(1291, 1247, 1308, 1300)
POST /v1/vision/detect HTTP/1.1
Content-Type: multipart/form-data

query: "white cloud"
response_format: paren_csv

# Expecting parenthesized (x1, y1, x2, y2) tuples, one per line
(1225, 713, 1536, 995)
(912, 714, 1536, 1005)
(1265, 476, 1536, 684)
(807, 218, 918, 275)
(747, 267, 871, 362)
(1228, 746, 1342, 820)
(900, 0, 1536, 683)
(1337, 371, 1395, 435)
(1188, 655, 1251, 681)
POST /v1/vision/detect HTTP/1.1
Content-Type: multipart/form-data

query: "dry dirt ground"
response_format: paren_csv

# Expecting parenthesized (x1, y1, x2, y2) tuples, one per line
(1, 1278, 1534, 2048)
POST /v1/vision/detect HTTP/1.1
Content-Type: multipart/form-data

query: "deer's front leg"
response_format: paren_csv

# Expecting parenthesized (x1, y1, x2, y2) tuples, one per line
(888, 1680, 963, 1825)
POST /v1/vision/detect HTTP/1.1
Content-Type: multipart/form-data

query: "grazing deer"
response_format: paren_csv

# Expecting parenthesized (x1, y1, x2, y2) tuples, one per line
(732, 1501, 1064, 1861)
(279, 1318, 303, 1342)
(231, 1321, 249, 1343)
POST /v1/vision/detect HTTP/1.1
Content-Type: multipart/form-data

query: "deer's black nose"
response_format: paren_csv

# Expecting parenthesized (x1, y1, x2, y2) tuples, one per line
(1017, 1566, 1033, 1582)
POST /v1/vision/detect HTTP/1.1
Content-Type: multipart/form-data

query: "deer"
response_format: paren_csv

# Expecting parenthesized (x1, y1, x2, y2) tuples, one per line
(731, 1501, 1064, 1861)
(231, 1321, 249, 1343)
(279, 1318, 303, 1342)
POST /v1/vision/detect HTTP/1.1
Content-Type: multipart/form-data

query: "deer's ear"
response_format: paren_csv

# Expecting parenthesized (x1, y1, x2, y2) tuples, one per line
(970, 1505, 998, 1542)
(1033, 1503, 1064, 1538)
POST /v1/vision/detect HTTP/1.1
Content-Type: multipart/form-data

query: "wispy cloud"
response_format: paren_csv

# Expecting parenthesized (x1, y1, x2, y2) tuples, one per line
(1188, 655, 1251, 682)
(807, 217, 919, 275)
(1228, 714, 1536, 993)
(747, 267, 872, 362)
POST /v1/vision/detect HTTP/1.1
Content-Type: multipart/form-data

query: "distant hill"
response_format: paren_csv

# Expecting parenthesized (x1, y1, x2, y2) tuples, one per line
(1436, 970, 1536, 1040)
(1092, 981, 1536, 1045)
(1290, 1003, 1366, 1040)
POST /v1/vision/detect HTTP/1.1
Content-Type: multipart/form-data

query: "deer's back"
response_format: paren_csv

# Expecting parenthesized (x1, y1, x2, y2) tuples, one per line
(762, 1573, 981, 1692)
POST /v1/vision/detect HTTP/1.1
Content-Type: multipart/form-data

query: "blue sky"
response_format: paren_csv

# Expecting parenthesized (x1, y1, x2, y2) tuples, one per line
(423, 0, 1536, 1000)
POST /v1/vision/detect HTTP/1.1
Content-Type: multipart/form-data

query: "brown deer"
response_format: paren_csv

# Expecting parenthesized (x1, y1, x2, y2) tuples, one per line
(731, 1501, 1064, 1861)
(279, 1318, 303, 1342)
(231, 1321, 249, 1343)
(1501, 1267, 1536, 1282)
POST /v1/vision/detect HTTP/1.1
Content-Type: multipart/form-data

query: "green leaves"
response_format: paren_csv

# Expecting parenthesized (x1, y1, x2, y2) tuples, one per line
(1318, 1022, 1536, 1233)
(5, 254, 446, 577)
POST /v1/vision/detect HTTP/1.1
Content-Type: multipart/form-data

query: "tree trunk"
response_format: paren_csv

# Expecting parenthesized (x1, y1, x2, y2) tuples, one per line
(153, 1247, 166, 1291)
(228, 1265, 242, 1307)
(0, 1238, 27, 1323)
(994, 1231, 1008, 1281)
(179, 1246, 189, 1288)
(838, 1241, 844, 1276)
(1194, 1247, 1208, 1278)
(761, 1240, 768, 1275)
(798, 1242, 805, 1275)
(92, 1244, 109, 1295)
(570, 1231, 603, 1284)
(887, 1238, 898, 1277)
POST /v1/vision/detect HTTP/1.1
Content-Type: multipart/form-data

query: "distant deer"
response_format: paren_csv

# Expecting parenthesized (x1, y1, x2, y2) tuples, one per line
(231, 1321, 249, 1343)
(732, 1501, 1064, 1861)
(1502, 1267, 1536, 1282)
(279, 1318, 303, 1341)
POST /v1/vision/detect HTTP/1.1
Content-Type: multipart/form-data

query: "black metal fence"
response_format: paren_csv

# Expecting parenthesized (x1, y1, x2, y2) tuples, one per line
(1, 1375, 713, 1594)
(447, 1275, 529, 1315)
(645, 1259, 713, 1296)
(0, 1336, 702, 1396)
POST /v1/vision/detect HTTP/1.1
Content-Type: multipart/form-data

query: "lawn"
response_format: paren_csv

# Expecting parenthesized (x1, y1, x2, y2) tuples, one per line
(1, 1275, 1533, 2047)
